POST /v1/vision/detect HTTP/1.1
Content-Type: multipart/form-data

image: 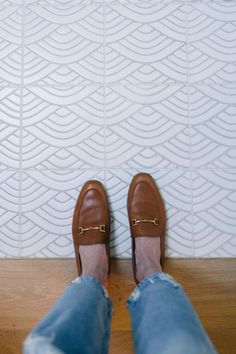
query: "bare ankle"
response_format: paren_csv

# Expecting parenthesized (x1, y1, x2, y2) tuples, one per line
(135, 237, 162, 282)
(82, 266, 107, 286)
(136, 259, 162, 282)
(79, 244, 108, 286)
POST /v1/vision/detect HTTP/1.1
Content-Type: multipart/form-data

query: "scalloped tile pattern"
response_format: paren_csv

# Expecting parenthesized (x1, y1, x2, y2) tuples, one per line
(105, 3, 187, 84)
(190, 86, 236, 168)
(105, 85, 189, 168)
(0, 0, 236, 258)
(0, 172, 20, 257)
(192, 170, 236, 257)
(22, 86, 105, 169)
(0, 7, 22, 85)
(189, 2, 236, 85)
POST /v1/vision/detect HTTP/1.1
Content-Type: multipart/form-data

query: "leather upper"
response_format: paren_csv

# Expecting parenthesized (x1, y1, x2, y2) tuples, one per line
(73, 181, 110, 247)
(128, 174, 166, 238)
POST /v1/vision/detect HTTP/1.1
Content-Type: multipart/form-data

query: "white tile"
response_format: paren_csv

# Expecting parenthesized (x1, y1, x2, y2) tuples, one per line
(1, 0, 236, 260)
(188, 3, 236, 85)
(0, 172, 20, 257)
(192, 170, 236, 257)
(105, 85, 190, 168)
(190, 85, 236, 168)
(105, 170, 193, 258)
(22, 86, 105, 169)
(0, 88, 21, 170)
(105, 3, 187, 84)
(20, 170, 104, 257)
(24, 5, 104, 85)
(0, 7, 22, 85)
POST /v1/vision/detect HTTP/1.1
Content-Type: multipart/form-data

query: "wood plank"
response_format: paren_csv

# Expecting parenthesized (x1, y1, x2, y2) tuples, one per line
(0, 259, 235, 354)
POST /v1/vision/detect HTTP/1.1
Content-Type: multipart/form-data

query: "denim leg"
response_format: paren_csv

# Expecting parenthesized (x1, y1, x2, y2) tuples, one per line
(127, 272, 218, 354)
(23, 276, 113, 354)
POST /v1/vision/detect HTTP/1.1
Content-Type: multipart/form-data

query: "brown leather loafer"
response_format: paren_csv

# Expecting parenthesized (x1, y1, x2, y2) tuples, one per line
(127, 173, 166, 284)
(72, 180, 110, 276)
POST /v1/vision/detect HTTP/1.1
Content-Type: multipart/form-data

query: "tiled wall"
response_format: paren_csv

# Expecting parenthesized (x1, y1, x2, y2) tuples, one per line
(0, 0, 236, 258)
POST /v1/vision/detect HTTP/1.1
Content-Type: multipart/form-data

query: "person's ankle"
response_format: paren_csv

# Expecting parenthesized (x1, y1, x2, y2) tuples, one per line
(135, 237, 162, 282)
(79, 244, 108, 286)
(82, 267, 108, 286)
(136, 259, 162, 282)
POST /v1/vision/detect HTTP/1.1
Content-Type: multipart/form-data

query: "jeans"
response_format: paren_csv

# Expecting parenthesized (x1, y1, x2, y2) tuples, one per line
(23, 273, 218, 354)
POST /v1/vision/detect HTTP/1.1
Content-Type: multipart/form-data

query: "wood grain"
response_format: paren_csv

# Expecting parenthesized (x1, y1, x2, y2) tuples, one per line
(0, 259, 235, 354)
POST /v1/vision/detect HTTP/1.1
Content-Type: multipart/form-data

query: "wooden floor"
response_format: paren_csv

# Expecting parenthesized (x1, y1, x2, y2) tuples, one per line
(0, 259, 235, 354)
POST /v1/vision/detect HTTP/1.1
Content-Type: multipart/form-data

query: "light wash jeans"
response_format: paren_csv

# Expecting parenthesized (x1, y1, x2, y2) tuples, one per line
(23, 273, 218, 354)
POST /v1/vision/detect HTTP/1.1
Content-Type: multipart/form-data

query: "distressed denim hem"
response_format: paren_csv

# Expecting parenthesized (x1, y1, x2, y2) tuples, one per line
(126, 272, 180, 305)
(69, 275, 110, 300)
(23, 335, 65, 354)
(71, 275, 112, 303)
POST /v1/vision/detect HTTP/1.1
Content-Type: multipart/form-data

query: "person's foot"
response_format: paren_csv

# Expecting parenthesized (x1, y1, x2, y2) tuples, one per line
(72, 180, 110, 286)
(127, 173, 166, 284)
(79, 244, 108, 286)
(135, 237, 162, 283)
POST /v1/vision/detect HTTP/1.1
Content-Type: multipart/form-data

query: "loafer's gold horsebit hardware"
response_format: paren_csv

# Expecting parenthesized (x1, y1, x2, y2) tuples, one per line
(132, 218, 159, 226)
(78, 224, 106, 235)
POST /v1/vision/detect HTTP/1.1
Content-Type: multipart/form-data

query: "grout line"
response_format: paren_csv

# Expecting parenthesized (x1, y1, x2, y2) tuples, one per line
(21, 0, 188, 8)
(18, 1, 25, 258)
(18, 0, 235, 7)
(186, 0, 195, 258)
(1, 167, 236, 172)
(1, 82, 236, 88)
(24, 2, 106, 8)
